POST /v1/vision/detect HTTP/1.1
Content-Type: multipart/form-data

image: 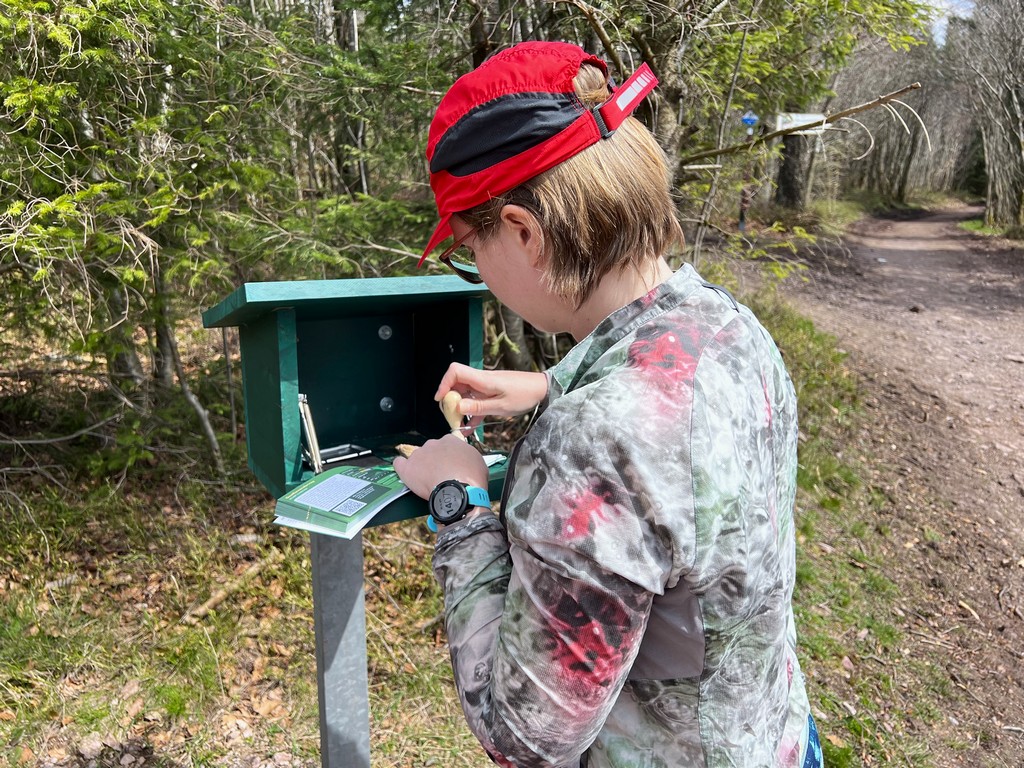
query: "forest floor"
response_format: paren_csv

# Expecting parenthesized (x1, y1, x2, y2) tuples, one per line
(777, 204, 1024, 766)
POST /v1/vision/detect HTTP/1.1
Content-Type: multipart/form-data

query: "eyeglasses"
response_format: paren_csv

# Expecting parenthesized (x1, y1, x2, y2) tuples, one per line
(438, 228, 483, 284)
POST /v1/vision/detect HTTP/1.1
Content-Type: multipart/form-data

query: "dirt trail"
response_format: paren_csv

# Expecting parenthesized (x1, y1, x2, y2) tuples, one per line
(799, 208, 1023, 483)
(782, 206, 1024, 766)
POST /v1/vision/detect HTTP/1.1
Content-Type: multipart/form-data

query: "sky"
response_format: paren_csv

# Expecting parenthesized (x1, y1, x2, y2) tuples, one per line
(931, 0, 975, 44)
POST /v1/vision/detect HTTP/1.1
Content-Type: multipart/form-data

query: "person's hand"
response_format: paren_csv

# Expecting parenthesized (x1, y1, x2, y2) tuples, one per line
(435, 363, 547, 432)
(392, 433, 489, 500)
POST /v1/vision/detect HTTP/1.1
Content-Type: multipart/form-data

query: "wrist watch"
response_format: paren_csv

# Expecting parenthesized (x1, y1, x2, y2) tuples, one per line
(428, 480, 491, 526)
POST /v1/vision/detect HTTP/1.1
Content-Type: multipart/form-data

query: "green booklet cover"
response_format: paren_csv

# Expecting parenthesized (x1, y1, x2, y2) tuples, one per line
(274, 463, 411, 540)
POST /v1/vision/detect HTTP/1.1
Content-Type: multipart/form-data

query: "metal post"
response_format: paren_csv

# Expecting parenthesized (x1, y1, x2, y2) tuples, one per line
(310, 532, 370, 768)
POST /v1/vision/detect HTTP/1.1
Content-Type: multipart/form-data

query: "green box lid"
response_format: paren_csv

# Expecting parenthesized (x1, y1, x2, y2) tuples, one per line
(203, 275, 489, 329)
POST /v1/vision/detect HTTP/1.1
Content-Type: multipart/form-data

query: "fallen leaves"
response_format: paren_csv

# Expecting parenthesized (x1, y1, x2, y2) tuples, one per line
(220, 688, 292, 744)
(825, 733, 848, 748)
(250, 688, 289, 721)
(221, 712, 255, 742)
(122, 696, 145, 727)
(78, 733, 105, 760)
(0, 481, 322, 766)
(840, 655, 855, 679)
(269, 641, 293, 659)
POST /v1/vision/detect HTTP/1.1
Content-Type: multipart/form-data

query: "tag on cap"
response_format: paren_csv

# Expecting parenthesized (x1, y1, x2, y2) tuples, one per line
(598, 63, 658, 133)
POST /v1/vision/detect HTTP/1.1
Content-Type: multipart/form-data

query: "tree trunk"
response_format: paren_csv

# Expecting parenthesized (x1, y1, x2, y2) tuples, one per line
(468, 1, 496, 68)
(775, 133, 809, 209)
(981, 127, 996, 225)
(498, 304, 536, 372)
(151, 263, 175, 389)
(169, 330, 226, 476)
(103, 281, 146, 390)
(803, 138, 818, 209)
(895, 123, 921, 204)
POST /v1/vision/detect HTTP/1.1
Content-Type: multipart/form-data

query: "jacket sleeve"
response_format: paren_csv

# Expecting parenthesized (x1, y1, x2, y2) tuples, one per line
(432, 408, 661, 767)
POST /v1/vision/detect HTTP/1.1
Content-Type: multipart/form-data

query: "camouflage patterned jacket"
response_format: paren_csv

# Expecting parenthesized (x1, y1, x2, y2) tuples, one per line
(433, 264, 813, 767)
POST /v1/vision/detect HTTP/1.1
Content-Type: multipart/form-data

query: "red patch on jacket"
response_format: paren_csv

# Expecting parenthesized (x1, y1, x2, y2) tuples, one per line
(562, 487, 610, 539)
(549, 591, 634, 694)
(553, 619, 621, 690)
(626, 328, 699, 393)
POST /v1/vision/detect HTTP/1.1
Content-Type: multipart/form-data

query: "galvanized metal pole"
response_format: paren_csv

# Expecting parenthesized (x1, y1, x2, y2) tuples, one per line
(310, 532, 370, 768)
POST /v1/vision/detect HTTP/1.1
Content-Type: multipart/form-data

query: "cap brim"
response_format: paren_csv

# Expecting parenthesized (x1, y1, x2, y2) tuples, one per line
(418, 214, 453, 267)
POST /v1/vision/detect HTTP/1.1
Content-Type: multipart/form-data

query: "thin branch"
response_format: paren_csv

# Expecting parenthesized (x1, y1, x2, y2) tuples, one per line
(168, 332, 226, 477)
(181, 548, 284, 624)
(691, 0, 731, 34)
(890, 99, 933, 153)
(679, 83, 923, 165)
(397, 84, 444, 97)
(0, 416, 120, 446)
(0, 368, 110, 380)
(883, 103, 911, 135)
(551, 0, 625, 74)
(840, 117, 875, 161)
(691, 27, 749, 266)
(349, 239, 422, 260)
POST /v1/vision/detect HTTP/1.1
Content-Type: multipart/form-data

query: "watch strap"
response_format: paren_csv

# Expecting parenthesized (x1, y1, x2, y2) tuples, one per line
(465, 485, 491, 509)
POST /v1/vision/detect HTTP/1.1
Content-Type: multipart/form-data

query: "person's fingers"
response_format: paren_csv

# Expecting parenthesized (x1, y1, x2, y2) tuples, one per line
(458, 396, 487, 417)
(435, 362, 479, 400)
(434, 365, 460, 400)
(391, 455, 409, 484)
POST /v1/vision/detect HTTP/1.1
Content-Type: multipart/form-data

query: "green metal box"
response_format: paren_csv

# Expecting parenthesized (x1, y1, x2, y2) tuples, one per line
(202, 276, 504, 523)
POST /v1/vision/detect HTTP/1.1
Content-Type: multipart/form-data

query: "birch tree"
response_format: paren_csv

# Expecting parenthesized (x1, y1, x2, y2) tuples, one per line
(948, 1, 1024, 229)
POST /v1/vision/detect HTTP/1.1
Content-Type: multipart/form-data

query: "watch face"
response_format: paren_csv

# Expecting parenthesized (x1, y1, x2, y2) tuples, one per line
(430, 482, 467, 524)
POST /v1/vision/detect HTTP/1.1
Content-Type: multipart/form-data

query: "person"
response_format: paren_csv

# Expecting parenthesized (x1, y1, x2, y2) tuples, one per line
(393, 41, 822, 768)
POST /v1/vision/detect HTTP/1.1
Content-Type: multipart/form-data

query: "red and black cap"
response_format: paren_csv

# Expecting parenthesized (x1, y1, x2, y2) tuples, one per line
(419, 41, 658, 265)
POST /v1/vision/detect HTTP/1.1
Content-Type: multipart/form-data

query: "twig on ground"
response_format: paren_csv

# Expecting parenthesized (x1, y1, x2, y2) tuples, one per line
(181, 548, 284, 624)
(907, 629, 957, 650)
(958, 599, 982, 623)
(416, 613, 445, 634)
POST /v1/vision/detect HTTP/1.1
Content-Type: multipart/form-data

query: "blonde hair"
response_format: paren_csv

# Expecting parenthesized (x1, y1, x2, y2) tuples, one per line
(461, 63, 684, 307)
